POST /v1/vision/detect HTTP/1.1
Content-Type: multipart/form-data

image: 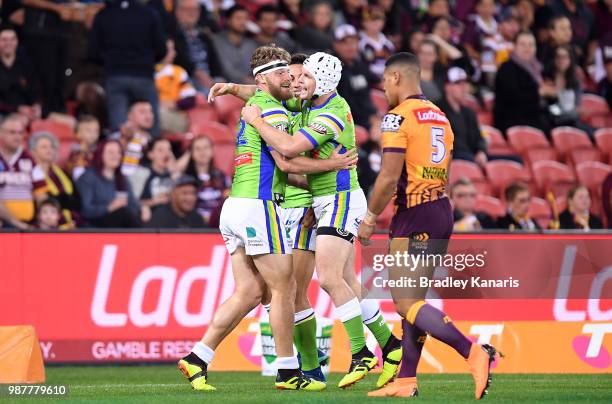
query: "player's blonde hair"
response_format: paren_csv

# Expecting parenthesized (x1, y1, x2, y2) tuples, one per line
(250, 45, 291, 72)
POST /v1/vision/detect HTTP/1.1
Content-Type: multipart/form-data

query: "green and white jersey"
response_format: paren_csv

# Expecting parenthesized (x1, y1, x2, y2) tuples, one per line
(230, 89, 288, 203)
(296, 92, 360, 197)
(282, 111, 314, 209)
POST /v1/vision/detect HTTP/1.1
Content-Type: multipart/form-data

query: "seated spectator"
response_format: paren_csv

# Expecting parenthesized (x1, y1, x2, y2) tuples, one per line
(295, 0, 335, 54)
(548, 0, 595, 67)
(254, 5, 297, 53)
(146, 174, 205, 228)
(89, 0, 166, 137)
(439, 67, 487, 167)
(156, 39, 197, 134)
(402, 29, 425, 54)
(451, 179, 496, 231)
(417, 39, 447, 105)
(515, 0, 535, 33)
(183, 136, 230, 227)
(76, 140, 141, 228)
(543, 44, 592, 135)
(603, 172, 612, 228)
(0, 26, 40, 121)
(30, 132, 78, 228)
(74, 82, 108, 131)
(334, 24, 379, 130)
(376, 0, 411, 48)
(0, 113, 35, 225)
(67, 115, 100, 181)
(172, 0, 221, 93)
(559, 185, 603, 230)
(359, 5, 395, 81)
(140, 138, 178, 221)
(279, 0, 302, 27)
(34, 197, 61, 230)
(494, 31, 554, 134)
(336, 0, 366, 30)
(417, 0, 452, 32)
(497, 182, 541, 230)
(462, 0, 499, 60)
(480, 9, 520, 88)
(427, 16, 475, 79)
(212, 5, 257, 84)
(537, 14, 581, 66)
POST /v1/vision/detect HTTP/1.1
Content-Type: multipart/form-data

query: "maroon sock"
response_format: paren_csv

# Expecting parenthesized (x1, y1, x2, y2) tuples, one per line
(398, 319, 426, 378)
(413, 303, 471, 359)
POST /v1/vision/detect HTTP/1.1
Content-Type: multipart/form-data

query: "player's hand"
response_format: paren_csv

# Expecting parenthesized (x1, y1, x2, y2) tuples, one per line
(301, 208, 316, 229)
(358, 220, 376, 246)
(242, 105, 262, 124)
(207, 82, 235, 103)
(329, 145, 358, 170)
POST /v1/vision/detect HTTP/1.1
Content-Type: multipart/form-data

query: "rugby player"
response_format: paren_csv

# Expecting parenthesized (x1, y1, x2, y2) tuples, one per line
(357, 52, 500, 399)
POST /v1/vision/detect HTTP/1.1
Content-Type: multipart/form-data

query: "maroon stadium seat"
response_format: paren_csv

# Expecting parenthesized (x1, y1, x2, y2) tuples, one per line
(213, 96, 245, 125)
(213, 143, 236, 177)
(531, 161, 576, 196)
(482, 125, 514, 156)
(551, 126, 593, 161)
(190, 121, 233, 144)
(506, 125, 550, 156)
(525, 148, 558, 167)
(30, 119, 74, 141)
(569, 148, 603, 168)
(575, 161, 612, 198)
(370, 89, 389, 115)
(187, 107, 219, 128)
(579, 94, 610, 123)
(594, 128, 612, 163)
(450, 160, 484, 182)
(484, 160, 531, 197)
(528, 197, 552, 229)
(475, 195, 505, 219)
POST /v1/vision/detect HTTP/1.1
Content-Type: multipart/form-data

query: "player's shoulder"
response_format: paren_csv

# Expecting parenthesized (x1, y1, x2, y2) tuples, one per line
(249, 91, 286, 110)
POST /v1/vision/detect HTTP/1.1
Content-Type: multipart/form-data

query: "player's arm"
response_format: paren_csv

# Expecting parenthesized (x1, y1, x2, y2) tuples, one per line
(207, 83, 256, 103)
(288, 174, 309, 190)
(271, 145, 357, 174)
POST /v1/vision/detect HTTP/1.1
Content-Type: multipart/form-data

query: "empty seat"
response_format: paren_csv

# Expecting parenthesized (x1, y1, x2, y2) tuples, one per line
(506, 125, 550, 155)
(355, 125, 369, 146)
(30, 119, 74, 141)
(594, 128, 612, 161)
(569, 148, 603, 167)
(528, 197, 552, 222)
(188, 107, 219, 128)
(481, 125, 506, 147)
(213, 143, 236, 177)
(531, 160, 576, 195)
(484, 160, 530, 197)
(525, 148, 558, 167)
(475, 195, 505, 219)
(551, 126, 593, 160)
(213, 96, 245, 125)
(190, 121, 233, 144)
(575, 161, 612, 198)
(370, 89, 389, 115)
(579, 94, 609, 121)
(449, 160, 484, 182)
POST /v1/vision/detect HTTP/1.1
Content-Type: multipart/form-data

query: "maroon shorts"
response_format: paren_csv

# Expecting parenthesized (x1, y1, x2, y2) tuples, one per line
(389, 197, 453, 240)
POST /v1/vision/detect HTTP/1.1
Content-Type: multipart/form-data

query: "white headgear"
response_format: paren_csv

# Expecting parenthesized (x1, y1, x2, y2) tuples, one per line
(303, 52, 342, 97)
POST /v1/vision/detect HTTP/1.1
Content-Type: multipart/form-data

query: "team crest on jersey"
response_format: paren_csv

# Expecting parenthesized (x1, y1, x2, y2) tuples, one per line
(380, 113, 404, 132)
(18, 159, 32, 172)
(308, 122, 327, 135)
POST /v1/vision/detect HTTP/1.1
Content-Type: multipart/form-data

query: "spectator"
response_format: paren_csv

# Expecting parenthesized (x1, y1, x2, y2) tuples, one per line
(212, 5, 257, 84)
(295, 0, 335, 54)
(451, 179, 496, 231)
(597, 37, 612, 109)
(595, 0, 612, 41)
(76, 140, 141, 228)
(357, 137, 381, 198)
(34, 197, 61, 230)
(439, 67, 487, 167)
(89, 0, 167, 138)
(403, 29, 425, 54)
(375, 0, 411, 48)
(549, 0, 595, 65)
(0, 26, 40, 121)
(537, 15, 580, 66)
(254, 5, 296, 53)
(172, 0, 221, 93)
(140, 138, 178, 220)
(336, 0, 366, 30)
(359, 5, 395, 81)
(73, 81, 108, 131)
(279, 0, 302, 26)
(418, 0, 451, 32)
(0, 114, 33, 227)
(155, 39, 197, 134)
(462, 0, 499, 60)
(480, 9, 520, 87)
(334, 24, 379, 130)
(146, 174, 205, 228)
(417, 39, 447, 105)
(183, 136, 229, 227)
(497, 182, 541, 230)
(559, 185, 603, 230)
(67, 115, 100, 181)
(427, 16, 474, 76)
(515, 0, 535, 32)
(30, 131, 78, 228)
(602, 172, 612, 227)
(494, 31, 554, 134)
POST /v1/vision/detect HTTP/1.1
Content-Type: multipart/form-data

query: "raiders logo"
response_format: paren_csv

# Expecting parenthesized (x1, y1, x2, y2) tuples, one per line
(336, 228, 350, 237)
(308, 122, 328, 135)
(380, 113, 404, 132)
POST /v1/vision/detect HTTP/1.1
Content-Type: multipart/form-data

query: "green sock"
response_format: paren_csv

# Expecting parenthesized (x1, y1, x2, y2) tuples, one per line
(365, 313, 392, 348)
(293, 315, 319, 371)
(343, 315, 366, 354)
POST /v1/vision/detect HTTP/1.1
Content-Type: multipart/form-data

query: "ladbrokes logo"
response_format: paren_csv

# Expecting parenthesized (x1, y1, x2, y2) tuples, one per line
(413, 108, 448, 124)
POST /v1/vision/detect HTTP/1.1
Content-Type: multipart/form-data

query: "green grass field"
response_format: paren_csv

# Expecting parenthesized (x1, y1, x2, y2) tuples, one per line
(2, 367, 611, 403)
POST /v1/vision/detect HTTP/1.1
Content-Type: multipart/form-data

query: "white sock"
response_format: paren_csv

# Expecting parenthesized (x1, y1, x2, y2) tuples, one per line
(334, 297, 362, 323)
(294, 308, 315, 324)
(360, 299, 381, 325)
(192, 342, 214, 365)
(262, 303, 271, 314)
(275, 355, 299, 370)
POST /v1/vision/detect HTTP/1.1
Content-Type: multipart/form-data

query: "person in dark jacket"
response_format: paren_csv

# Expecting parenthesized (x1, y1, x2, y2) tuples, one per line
(494, 31, 555, 135)
(146, 175, 204, 228)
(439, 67, 487, 167)
(295, 0, 335, 54)
(559, 185, 603, 230)
(89, 0, 167, 137)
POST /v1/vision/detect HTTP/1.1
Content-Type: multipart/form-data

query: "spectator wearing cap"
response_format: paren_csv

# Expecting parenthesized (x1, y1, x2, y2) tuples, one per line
(417, 39, 447, 105)
(335, 0, 366, 30)
(334, 24, 379, 130)
(451, 179, 496, 231)
(146, 174, 205, 228)
(480, 9, 520, 88)
(559, 185, 603, 231)
(30, 131, 79, 228)
(497, 182, 542, 231)
(254, 5, 297, 54)
(89, 0, 167, 138)
(295, 0, 335, 54)
(0, 26, 40, 121)
(212, 5, 257, 84)
(439, 67, 487, 168)
(494, 31, 554, 134)
(359, 5, 395, 81)
(172, 0, 221, 93)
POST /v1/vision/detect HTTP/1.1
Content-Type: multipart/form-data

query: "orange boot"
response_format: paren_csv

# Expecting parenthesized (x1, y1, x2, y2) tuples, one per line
(367, 377, 418, 397)
(467, 344, 501, 400)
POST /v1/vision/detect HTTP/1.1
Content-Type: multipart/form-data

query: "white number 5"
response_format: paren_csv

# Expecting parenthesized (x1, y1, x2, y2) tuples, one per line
(431, 127, 446, 164)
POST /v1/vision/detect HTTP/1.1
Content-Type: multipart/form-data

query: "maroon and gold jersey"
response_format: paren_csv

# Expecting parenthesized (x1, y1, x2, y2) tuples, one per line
(381, 96, 454, 209)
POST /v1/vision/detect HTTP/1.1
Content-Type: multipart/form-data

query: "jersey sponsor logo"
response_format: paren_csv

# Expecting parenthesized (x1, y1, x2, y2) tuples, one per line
(246, 227, 257, 238)
(308, 122, 328, 135)
(235, 153, 253, 167)
(380, 113, 404, 132)
(274, 123, 289, 133)
(413, 108, 448, 124)
(417, 166, 448, 180)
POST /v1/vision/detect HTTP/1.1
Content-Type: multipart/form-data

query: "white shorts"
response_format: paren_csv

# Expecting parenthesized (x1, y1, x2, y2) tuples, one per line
(279, 207, 316, 252)
(312, 188, 367, 238)
(219, 197, 291, 256)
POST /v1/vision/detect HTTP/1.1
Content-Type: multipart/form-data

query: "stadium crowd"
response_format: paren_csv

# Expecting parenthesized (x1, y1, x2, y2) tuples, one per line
(0, 0, 611, 231)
